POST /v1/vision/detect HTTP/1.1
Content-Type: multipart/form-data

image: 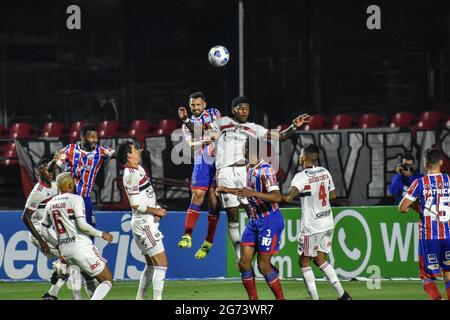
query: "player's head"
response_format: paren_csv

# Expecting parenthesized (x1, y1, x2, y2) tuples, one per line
(401, 153, 415, 165)
(189, 92, 207, 117)
(80, 124, 98, 151)
(56, 172, 75, 193)
(36, 159, 54, 182)
(117, 141, 141, 167)
(231, 96, 250, 123)
(300, 144, 320, 167)
(424, 148, 442, 171)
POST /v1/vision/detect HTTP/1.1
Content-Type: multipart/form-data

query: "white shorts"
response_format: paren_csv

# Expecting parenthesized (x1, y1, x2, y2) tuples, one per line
(298, 229, 334, 257)
(60, 242, 107, 277)
(216, 166, 249, 208)
(29, 223, 60, 259)
(132, 214, 165, 256)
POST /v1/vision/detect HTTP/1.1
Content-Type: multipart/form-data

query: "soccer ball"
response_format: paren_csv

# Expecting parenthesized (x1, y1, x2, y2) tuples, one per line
(208, 45, 230, 67)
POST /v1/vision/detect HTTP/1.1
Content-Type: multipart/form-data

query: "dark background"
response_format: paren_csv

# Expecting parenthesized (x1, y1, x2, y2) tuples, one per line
(0, 0, 449, 129)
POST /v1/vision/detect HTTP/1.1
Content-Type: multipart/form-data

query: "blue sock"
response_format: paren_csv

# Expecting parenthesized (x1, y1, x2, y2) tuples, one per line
(240, 269, 254, 280)
(188, 204, 201, 211)
(264, 269, 278, 283)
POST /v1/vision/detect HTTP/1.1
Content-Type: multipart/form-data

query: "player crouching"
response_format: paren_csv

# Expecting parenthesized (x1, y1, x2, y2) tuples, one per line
(41, 172, 114, 300)
(117, 142, 168, 300)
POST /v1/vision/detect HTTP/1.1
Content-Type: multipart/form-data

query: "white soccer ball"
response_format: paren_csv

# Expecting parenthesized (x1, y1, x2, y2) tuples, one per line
(208, 45, 230, 67)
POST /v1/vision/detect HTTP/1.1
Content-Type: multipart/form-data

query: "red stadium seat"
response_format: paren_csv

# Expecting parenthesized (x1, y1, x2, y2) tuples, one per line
(8, 122, 33, 139)
(40, 122, 65, 137)
(274, 124, 290, 132)
(447, 115, 450, 129)
(390, 112, 417, 128)
(156, 119, 180, 135)
(331, 114, 354, 130)
(417, 111, 445, 129)
(127, 120, 154, 136)
(0, 125, 6, 138)
(303, 115, 327, 131)
(98, 120, 122, 138)
(358, 113, 384, 128)
(68, 121, 86, 143)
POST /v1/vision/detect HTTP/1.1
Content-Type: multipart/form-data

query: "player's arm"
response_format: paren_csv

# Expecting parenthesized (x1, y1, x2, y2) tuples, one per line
(39, 208, 59, 250)
(21, 208, 50, 254)
(266, 114, 310, 141)
(398, 197, 416, 213)
(48, 147, 68, 172)
(129, 196, 167, 218)
(281, 186, 300, 203)
(75, 218, 113, 242)
(243, 189, 282, 203)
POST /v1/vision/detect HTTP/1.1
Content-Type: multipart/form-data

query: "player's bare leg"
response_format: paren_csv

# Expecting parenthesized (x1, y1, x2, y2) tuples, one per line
(136, 254, 154, 300)
(91, 265, 113, 300)
(313, 252, 350, 300)
(257, 254, 285, 300)
(299, 255, 319, 300)
(195, 187, 220, 259)
(178, 189, 206, 248)
(81, 271, 98, 298)
(149, 251, 168, 300)
(238, 245, 258, 299)
(226, 206, 241, 260)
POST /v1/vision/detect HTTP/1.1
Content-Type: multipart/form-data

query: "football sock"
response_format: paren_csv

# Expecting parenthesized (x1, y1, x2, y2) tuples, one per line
(91, 281, 112, 300)
(205, 213, 220, 243)
(445, 280, 450, 300)
(319, 262, 345, 297)
(69, 266, 82, 300)
(136, 266, 154, 300)
(84, 278, 97, 298)
(422, 278, 442, 300)
(240, 269, 258, 300)
(152, 266, 167, 300)
(184, 204, 201, 235)
(301, 267, 319, 300)
(228, 222, 241, 260)
(48, 278, 65, 297)
(264, 268, 285, 300)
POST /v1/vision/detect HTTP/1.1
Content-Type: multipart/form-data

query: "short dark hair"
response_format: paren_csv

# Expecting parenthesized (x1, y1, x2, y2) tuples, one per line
(189, 92, 206, 101)
(80, 124, 97, 137)
(303, 144, 320, 162)
(36, 158, 51, 169)
(424, 148, 441, 166)
(117, 141, 134, 166)
(231, 96, 250, 109)
(402, 153, 415, 162)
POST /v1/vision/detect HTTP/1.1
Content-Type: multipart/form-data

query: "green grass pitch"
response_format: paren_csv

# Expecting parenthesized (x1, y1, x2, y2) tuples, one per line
(0, 279, 434, 300)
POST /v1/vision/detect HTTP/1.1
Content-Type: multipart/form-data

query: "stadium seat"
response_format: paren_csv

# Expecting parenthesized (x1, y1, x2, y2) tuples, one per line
(156, 119, 180, 135)
(8, 122, 33, 139)
(358, 113, 384, 128)
(331, 114, 354, 130)
(303, 114, 327, 131)
(0, 125, 6, 138)
(390, 112, 417, 128)
(98, 120, 122, 138)
(447, 115, 450, 129)
(127, 120, 155, 136)
(274, 124, 290, 132)
(417, 111, 445, 129)
(40, 122, 65, 137)
(68, 121, 86, 143)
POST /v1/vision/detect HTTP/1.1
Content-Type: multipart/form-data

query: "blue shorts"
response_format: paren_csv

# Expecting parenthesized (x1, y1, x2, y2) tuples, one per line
(83, 196, 96, 227)
(418, 238, 450, 278)
(191, 162, 216, 191)
(241, 209, 285, 254)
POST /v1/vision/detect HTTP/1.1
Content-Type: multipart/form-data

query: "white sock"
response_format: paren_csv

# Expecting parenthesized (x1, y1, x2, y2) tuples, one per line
(301, 267, 319, 300)
(320, 262, 345, 297)
(68, 267, 82, 300)
(228, 222, 241, 260)
(136, 266, 154, 300)
(152, 266, 167, 300)
(91, 281, 112, 300)
(84, 278, 97, 298)
(48, 278, 65, 297)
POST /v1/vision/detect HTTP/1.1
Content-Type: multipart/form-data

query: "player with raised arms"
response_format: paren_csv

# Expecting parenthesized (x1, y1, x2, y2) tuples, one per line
(281, 144, 351, 300)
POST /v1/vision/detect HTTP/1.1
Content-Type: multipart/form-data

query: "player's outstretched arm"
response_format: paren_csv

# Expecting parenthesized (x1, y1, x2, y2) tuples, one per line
(240, 189, 281, 203)
(75, 217, 113, 242)
(266, 114, 310, 141)
(21, 209, 50, 254)
(281, 186, 300, 203)
(398, 197, 414, 213)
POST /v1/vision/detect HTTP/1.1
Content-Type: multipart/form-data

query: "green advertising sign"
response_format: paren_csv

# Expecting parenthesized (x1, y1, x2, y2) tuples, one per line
(226, 207, 421, 279)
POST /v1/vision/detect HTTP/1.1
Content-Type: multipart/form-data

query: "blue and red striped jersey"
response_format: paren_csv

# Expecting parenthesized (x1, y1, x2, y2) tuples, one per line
(59, 143, 113, 198)
(247, 160, 280, 220)
(405, 173, 450, 240)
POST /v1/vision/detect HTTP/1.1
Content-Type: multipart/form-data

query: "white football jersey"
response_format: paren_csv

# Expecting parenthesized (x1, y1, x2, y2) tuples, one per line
(25, 181, 59, 225)
(42, 193, 92, 246)
(213, 116, 268, 169)
(290, 166, 335, 235)
(123, 165, 157, 214)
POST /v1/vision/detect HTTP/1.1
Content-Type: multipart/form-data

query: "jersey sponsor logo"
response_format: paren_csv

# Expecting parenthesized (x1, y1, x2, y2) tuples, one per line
(315, 209, 332, 219)
(446, 251, 450, 260)
(427, 254, 437, 264)
(427, 263, 440, 270)
(90, 260, 101, 270)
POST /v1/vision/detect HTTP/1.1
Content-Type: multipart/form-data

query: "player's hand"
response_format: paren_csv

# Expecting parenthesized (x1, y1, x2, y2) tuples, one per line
(53, 151, 61, 162)
(395, 164, 403, 174)
(178, 106, 188, 121)
(236, 188, 254, 198)
(102, 232, 113, 243)
(216, 186, 232, 194)
(292, 114, 310, 128)
(39, 241, 50, 254)
(153, 208, 167, 218)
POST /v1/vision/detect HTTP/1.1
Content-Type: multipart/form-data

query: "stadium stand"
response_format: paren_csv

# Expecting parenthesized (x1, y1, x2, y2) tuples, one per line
(68, 121, 86, 143)
(303, 114, 328, 131)
(98, 120, 123, 138)
(417, 111, 445, 129)
(390, 112, 418, 128)
(40, 122, 65, 138)
(358, 113, 384, 128)
(331, 114, 354, 129)
(155, 119, 180, 135)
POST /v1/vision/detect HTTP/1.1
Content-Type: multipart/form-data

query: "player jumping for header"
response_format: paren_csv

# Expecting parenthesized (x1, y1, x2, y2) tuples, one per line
(281, 144, 351, 300)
